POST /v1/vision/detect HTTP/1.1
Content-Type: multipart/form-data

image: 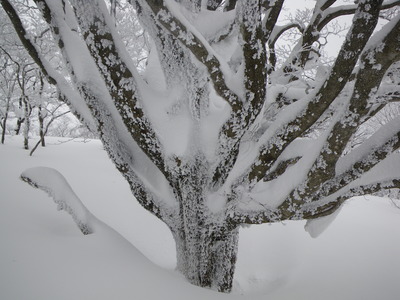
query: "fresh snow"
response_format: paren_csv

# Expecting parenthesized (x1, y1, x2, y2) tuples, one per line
(1, 136, 400, 300)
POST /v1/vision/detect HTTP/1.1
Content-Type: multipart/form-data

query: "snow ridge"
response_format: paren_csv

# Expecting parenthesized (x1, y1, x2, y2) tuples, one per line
(20, 167, 97, 235)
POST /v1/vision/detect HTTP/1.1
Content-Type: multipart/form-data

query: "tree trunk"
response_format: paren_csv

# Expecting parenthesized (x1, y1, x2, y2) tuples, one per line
(15, 117, 23, 135)
(22, 96, 30, 150)
(173, 225, 239, 293)
(38, 106, 45, 147)
(171, 156, 239, 292)
(1, 117, 6, 144)
(1, 96, 11, 144)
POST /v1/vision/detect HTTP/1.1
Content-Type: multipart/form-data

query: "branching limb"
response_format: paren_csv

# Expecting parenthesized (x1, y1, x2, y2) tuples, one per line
(0, 0, 56, 85)
(263, 0, 285, 41)
(206, 0, 224, 11)
(78, 83, 178, 227)
(29, 110, 70, 156)
(268, 23, 303, 72)
(320, 0, 400, 31)
(138, 0, 242, 109)
(302, 178, 400, 220)
(280, 0, 399, 81)
(279, 15, 400, 204)
(3, 0, 178, 225)
(245, 0, 384, 184)
(70, 0, 169, 177)
(309, 127, 400, 204)
(211, 0, 271, 189)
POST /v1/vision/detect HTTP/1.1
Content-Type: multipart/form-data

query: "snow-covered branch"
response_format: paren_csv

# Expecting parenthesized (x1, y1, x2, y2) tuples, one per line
(0, 0, 55, 85)
(20, 167, 97, 235)
(280, 15, 400, 204)
(317, 126, 400, 202)
(21, 0, 179, 223)
(77, 83, 178, 227)
(321, 0, 400, 31)
(3, 0, 399, 292)
(245, 0, 383, 185)
(70, 0, 170, 177)
(263, 0, 285, 41)
(138, 0, 242, 109)
(210, 0, 269, 189)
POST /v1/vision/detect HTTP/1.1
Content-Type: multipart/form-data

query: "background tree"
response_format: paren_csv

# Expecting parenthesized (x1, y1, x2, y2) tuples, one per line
(0, 4, 73, 149)
(2, 0, 400, 293)
(0, 50, 18, 144)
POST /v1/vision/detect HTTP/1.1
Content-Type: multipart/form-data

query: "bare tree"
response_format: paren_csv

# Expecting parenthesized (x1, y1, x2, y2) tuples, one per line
(0, 51, 18, 144)
(2, 0, 400, 292)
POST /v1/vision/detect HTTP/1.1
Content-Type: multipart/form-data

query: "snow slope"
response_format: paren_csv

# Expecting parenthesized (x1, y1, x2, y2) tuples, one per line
(1, 136, 400, 300)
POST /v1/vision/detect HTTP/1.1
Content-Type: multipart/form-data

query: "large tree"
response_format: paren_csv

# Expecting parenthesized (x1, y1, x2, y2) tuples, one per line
(2, 0, 400, 292)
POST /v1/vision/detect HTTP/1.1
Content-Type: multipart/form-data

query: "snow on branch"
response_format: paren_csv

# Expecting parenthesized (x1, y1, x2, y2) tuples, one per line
(263, 0, 285, 40)
(321, 0, 400, 31)
(282, 15, 400, 206)
(76, 84, 177, 228)
(308, 126, 400, 203)
(339, 179, 400, 202)
(210, 0, 269, 189)
(24, 1, 177, 223)
(70, 0, 167, 174)
(20, 167, 97, 235)
(245, 0, 384, 184)
(138, 0, 242, 109)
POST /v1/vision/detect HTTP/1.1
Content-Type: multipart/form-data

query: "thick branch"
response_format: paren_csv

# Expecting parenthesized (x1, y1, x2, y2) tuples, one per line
(70, 0, 170, 178)
(78, 83, 177, 226)
(140, 0, 242, 109)
(263, 0, 285, 41)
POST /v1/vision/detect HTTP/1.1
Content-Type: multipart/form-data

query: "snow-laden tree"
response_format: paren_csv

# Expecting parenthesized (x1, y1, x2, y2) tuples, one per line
(2, 0, 400, 292)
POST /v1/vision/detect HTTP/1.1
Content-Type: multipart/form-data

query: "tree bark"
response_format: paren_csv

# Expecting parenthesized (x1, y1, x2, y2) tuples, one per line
(171, 156, 239, 292)
(38, 106, 45, 147)
(15, 117, 23, 135)
(22, 96, 30, 150)
(173, 225, 239, 292)
(1, 97, 10, 144)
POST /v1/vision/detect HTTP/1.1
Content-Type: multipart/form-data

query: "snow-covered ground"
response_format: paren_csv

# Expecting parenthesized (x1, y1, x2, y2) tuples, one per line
(1, 136, 400, 300)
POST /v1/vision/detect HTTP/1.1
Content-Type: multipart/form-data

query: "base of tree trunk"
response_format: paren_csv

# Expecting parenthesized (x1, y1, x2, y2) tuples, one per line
(174, 227, 239, 293)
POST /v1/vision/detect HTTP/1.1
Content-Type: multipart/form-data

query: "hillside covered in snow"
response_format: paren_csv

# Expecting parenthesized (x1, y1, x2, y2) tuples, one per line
(1, 136, 400, 300)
